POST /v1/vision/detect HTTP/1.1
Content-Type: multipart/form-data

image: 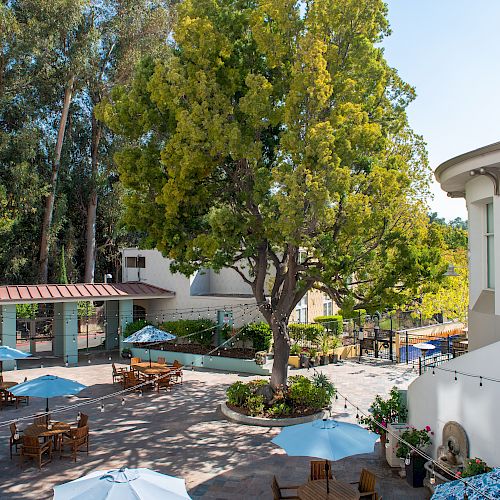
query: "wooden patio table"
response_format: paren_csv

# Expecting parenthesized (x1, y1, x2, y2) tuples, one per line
(24, 421, 71, 450)
(297, 479, 360, 500)
(134, 362, 173, 377)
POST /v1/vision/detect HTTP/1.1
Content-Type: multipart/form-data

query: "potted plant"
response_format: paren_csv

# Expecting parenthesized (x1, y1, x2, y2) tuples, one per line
(319, 333, 331, 365)
(358, 387, 407, 453)
(288, 344, 301, 368)
(396, 426, 432, 487)
(460, 457, 492, 478)
(300, 349, 310, 368)
(309, 349, 318, 367)
(121, 347, 132, 359)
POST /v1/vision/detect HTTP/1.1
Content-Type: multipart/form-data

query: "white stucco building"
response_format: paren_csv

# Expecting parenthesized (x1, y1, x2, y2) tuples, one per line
(407, 142, 500, 465)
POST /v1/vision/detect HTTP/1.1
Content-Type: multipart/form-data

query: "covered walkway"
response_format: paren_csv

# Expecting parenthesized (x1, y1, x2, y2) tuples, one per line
(0, 282, 174, 369)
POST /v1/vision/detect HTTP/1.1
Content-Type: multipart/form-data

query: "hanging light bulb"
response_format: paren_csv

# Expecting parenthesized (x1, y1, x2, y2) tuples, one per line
(454, 371, 457, 381)
(430, 470, 436, 485)
(108, 356, 112, 361)
(88, 359, 91, 364)
(355, 408, 359, 419)
(100, 403, 105, 413)
(77, 412, 81, 422)
(121, 397, 125, 406)
(405, 453, 411, 466)
(432, 367, 435, 376)
(65, 361, 69, 368)
(14, 364, 17, 371)
(140, 390, 143, 397)
(479, 376, 483, 387)
(344, 399, 347, 410)
(40, 363, 44, 369)
(385, 440, 390, 449)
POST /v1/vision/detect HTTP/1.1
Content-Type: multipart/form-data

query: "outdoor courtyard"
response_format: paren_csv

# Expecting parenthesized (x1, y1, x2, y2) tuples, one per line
(0, 358, 430, 499)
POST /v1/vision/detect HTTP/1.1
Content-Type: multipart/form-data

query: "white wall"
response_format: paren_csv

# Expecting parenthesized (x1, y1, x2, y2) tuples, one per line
(121, 248, 262, 327)
(408, 341, 500, 466)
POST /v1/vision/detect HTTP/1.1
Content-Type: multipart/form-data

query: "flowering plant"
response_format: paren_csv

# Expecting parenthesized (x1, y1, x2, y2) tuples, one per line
(396, 426, 432, 459)
(461, 457, 492, 478)
(358, 387, 407, 437)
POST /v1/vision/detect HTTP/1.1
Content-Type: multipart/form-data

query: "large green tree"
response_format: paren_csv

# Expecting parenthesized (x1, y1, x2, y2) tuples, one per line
(102, 0, 445, 386)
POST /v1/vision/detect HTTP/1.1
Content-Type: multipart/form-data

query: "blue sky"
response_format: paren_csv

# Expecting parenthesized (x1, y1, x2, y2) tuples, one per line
(382, 0, 500, 221)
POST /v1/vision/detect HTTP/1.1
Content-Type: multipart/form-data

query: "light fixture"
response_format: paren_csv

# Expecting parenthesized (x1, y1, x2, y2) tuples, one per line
(405, 453, 411, 466)
(480, 376, 483, 387)
(100, 403, 105, 413)
(454, 371, 457, 381)
(121, 398, 125, 406)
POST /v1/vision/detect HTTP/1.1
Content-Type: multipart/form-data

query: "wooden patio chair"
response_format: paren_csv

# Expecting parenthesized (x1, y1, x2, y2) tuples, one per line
(78, 412, 89, 428)
(156, 374, 171, 392)
(34, 414, 50, 425)
(112, 363, 128, 384)
(271, 476, 300, 500)
(130, 357, 141, 366)
(10, 422, 22, 459)
(171, 360, 183, 384)
(123, 371, 143, 390)
(19, 436, 52, 469)
(350, 468, 377, 499)
(60, 425, 89, 462)
(309, 460, 333, 481)
(157, 356, 166, 364)
(12, 393, 29, 408)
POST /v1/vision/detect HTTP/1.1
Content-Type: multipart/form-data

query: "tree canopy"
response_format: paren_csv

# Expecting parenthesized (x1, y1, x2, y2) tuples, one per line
(101, 0, 446, 385)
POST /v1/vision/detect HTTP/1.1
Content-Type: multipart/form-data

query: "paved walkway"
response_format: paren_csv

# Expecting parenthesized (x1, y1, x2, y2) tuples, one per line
(0, 358, 428, 499)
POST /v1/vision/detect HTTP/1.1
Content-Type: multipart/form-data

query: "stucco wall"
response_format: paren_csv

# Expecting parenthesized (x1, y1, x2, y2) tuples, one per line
(407, 340, 500, 466)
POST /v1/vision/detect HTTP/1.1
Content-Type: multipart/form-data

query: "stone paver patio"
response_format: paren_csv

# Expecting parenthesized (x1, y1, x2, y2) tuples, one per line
(0, 357, 429, 499)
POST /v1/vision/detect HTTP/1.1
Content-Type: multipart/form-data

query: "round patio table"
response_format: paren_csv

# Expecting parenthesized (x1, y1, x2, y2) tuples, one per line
(134, 362, 172, 376)
(24, 421, 71, 450)
(298, 479, 360, 500)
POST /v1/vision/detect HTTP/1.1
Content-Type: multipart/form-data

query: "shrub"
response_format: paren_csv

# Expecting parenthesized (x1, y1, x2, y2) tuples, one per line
(358, 386, 407, 437)
(239, 322, 272, 351)
(16, 304, 39, 319)
(246, 394, 265, 416)
(161, 319, 217, 347)
(124, 319, 152, 338)
(340, 308, 366, 326)
(312, 372, 336, 401)
(313, 315, 343, 335)
(226, 381, 251, 406)
(461, 457, 492, 478)
(288, 323, 324, 342)
(288, 375, 330, 411)
(290, 344, 301, 356)
(396, 426, 432, 458)
(268, 402, 291, 418)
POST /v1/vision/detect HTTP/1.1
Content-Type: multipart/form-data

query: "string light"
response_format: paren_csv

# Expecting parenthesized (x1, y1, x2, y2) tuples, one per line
(405, 453, 411, 466)
(100, 403, 105, 413)
(480, 376, 483, 387)
(454, 371, 457, 381)
(121, 397, 125, 406)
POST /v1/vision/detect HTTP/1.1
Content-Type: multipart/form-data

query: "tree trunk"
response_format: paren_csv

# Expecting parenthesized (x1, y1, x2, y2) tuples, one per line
(38, 77, 74, 283)
(83, 114, 101, 283)
(269, 312, 290, 388)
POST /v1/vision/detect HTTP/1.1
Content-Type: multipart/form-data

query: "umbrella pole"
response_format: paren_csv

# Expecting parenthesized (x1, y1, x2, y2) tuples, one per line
(149, 347, 152, 368)
(325, 460, 330, 494)
(46, 398, 49, 425)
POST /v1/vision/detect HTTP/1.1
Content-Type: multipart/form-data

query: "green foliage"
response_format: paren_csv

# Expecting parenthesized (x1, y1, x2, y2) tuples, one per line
(246, 394, 265, 417)
(268, 402, 291, 418)
(359, 387, 407, 437)
(226, 381, 251, 407)
(288, 375, 331, 411)
(16, 304, 39, 319)
(340, 309, 367, 326)
(59, 246, 68, 284)
(311, 372, 336, 401)
(77, 301, 96, 319)
(396, 426, 432, 458)
(124, 319, 152, 338)
(461, 457, 492, 478)
(288, 323, 325, 343)
(102, 0, 446, 387)
(160, 319, 216, 347)
(314, 315, 343, 335)
(289, 344, 301, 356)
(239, 322, 272, 351)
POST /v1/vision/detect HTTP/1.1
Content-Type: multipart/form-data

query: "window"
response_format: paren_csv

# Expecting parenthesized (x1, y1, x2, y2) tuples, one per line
(126, 256, 146, 268)
(486, 203, 494, 289)
(323, 295, 333, 316)
(295, 295, 308, 323)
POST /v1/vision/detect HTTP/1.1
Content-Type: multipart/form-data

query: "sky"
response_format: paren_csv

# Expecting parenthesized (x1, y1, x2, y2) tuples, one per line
(382, 0, 500, 221)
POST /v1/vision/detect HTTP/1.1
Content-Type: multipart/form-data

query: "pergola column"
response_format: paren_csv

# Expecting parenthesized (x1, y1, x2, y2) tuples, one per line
(0, 304, 17, 370)
(119, 300, 133, 352)
(53, 302, 78, 365)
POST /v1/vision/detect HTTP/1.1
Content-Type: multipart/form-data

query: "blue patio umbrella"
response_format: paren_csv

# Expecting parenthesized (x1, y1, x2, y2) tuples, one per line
(53, 467, 191, 500)
(431, 468, 500, 500)
(123, 325, 176, 367)
(272, 419, 379, 493)
(10, 374, 87, 414)
(0, 346, 31, 373)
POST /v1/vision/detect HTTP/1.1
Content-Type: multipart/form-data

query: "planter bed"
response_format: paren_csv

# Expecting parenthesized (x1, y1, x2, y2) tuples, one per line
(220, 402, 324, 427)
(227, 402, 319, 419)
(155, 343, 256, 359)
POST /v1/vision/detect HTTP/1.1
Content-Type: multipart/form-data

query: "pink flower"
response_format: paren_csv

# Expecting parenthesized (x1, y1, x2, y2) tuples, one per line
(381, 420, 387, 428)
(455, 471, 462, 478)
(425, 426, 431, 432)
(476, 459, 481, 464)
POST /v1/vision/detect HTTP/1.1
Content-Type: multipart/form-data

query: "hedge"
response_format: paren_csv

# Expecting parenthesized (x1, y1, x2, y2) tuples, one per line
(123, 319, 152, 338)
(288, 323, 324, 342)
(313, 315, 343, 335)
(160, 318, 217, 347)
(239, 322, 272, 351)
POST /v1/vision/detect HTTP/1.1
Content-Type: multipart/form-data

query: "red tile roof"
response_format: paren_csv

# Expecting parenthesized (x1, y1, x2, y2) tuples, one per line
(0, 282, 174, 304)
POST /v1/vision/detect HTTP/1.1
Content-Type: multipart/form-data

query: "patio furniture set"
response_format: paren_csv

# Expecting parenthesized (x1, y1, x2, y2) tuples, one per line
(9, 412, 90, 469)
(0, 375, 30, 410)
(112, 358, 184, 392)
(273, 466, 380, 500)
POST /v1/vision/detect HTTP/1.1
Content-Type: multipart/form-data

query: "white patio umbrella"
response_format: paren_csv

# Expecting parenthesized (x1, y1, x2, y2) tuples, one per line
(53, 467, 191, 500)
